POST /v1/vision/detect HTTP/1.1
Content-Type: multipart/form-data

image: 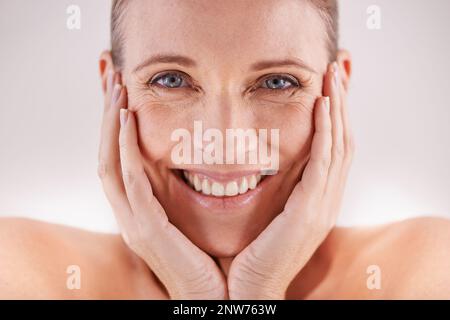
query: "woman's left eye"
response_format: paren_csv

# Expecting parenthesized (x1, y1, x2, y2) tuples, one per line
(260, 75, 299, 90)
(150, 72, 188, 88)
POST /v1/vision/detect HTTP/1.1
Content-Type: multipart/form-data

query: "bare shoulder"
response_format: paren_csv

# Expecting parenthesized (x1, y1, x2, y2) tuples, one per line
(0, 217, 166, 299)
(328, 217, 450, 299)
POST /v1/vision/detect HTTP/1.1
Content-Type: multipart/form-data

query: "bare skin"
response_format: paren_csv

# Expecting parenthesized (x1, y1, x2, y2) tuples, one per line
(1, 217, 450, 299)
(1, 0, 450, 299)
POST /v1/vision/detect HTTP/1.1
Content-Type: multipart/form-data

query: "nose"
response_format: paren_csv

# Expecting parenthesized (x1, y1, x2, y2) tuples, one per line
(189, 85, 262, 168)
(200, 86, 255, 132)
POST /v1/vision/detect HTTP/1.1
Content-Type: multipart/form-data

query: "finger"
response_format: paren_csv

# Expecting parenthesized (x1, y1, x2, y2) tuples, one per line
(323, 62, 345, 196)
(323, 62, 345, 166)
(337, 68, 355, 208)
(99, 72, 123, 171)
(118, 110, 225, 294)
(339, 72, 355, 170)
(300, 96, 332, 193)
(228, 97, 333, 294)
(118, 109, 167, 224)
(103, 69, 114, 111)
(98, 75, 134, 232)
(285, 97, 332, 213)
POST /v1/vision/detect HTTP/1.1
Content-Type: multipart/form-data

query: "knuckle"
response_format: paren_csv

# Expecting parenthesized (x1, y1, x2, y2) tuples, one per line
(121, 168, 133, 179)
(342, 155, 353, 171)
(119, 135, 133, 152)
(97, 162, 108, 180)
(98, 159, 121, 181)
(317, 155, 331, 170)
(346, 134, 356, 154)
(344, 148, 355, 167)
(175, 262, 225, 299)
(323, 121, 332, 132)
(230, 260, 282, 296)
(122, 169, 137, 188)
(182, 263, 211, 285)
(334, 142, 345, 158)
(243, 247, 278, 278)
(119, 140, 129, 153)
(122, 166, 145, 185)
(97, 160, 111, 181)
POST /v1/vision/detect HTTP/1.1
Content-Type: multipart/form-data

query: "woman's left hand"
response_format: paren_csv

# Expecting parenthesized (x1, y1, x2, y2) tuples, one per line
(227, 62, 355, 299)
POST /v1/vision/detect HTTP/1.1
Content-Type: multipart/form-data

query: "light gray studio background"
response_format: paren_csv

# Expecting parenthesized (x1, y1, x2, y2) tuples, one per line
(0, 0, 449, 233)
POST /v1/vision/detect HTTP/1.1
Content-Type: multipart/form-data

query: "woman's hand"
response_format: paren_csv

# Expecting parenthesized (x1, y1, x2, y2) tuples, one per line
(227, 62, 355, 299)
(97, 71, 227, 300)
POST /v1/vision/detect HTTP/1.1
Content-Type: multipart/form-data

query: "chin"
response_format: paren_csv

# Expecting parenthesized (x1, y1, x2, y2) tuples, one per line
(151, 164, 298, 258)
(196, 232, 250, 258)
(165, 201, 269, 258)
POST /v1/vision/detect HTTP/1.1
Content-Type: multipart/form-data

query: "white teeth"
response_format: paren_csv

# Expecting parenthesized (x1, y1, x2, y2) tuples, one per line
(239, 177, 249, 194)
(225, 181, 239, 196)
(183, 171, 263, 197)
(193, 175, 202, 191)
(201, 179, 211, 195)
(249, 175, 257, 189)
(188, 173, 194, 187)
(211, 182, 225, 196)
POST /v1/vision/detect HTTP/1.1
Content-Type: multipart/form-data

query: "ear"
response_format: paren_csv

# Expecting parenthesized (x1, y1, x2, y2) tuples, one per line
(99, 50, 116, 94)
(336, 49, 352, 92)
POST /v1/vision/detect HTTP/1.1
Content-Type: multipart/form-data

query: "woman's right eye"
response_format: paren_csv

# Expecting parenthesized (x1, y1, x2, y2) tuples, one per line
(149, 72, 188, 89)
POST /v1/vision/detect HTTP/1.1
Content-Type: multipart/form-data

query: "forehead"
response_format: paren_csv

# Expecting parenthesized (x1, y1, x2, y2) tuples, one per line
(122, 0, 329, 73)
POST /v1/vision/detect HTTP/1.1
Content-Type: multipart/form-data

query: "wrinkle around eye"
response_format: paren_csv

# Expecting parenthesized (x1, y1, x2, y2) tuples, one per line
(287, 99, 315, 117)
(129, 82, 202, 108)
(249, 87, 315, 106)
(252, 98, 314, 117)
(128, 89, 203, 114)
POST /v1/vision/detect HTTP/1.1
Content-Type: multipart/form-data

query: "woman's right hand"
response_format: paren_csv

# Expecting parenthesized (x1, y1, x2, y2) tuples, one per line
(97, 71, 227, 299)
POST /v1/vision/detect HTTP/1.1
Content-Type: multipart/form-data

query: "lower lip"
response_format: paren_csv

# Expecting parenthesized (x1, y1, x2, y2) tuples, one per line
(173, 171, 271, 212)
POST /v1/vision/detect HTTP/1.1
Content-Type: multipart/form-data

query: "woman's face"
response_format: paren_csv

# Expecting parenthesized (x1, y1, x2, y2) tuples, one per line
(110, 0, 331, 257)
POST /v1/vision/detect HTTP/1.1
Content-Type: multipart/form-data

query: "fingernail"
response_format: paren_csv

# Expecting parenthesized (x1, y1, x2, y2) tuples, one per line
(112, 83, 122, 103)
(323, 96, 330, 113)
(120, 108, 128, 127)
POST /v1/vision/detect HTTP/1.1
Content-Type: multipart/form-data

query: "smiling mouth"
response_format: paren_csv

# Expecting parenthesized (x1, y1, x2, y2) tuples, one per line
(179, 170, 266, 197)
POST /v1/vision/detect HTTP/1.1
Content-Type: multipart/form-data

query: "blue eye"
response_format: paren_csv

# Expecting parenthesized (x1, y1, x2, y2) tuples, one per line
(261, 75, 299, 90)
(152, 72, 187, 88)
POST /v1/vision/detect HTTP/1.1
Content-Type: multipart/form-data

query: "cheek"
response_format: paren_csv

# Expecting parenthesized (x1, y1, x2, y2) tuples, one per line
(130, 87, 317, 170)
(127, 87, 200, 167)
(253, 94, 316, 169)
(125, 80, 201, 164)
(280, 107, 314, 170)
(133, 104, 184, 167)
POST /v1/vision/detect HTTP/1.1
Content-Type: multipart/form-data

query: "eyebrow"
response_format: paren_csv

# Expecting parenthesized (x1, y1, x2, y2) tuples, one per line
(133, 54, 317, 74)
(133, 53, 197, 73)
(250, 58, 317, 74)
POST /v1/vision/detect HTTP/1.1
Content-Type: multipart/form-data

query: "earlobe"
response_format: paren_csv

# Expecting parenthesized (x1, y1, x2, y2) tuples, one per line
(99, 50, 115, 93)
(336, 49, 352, 91)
